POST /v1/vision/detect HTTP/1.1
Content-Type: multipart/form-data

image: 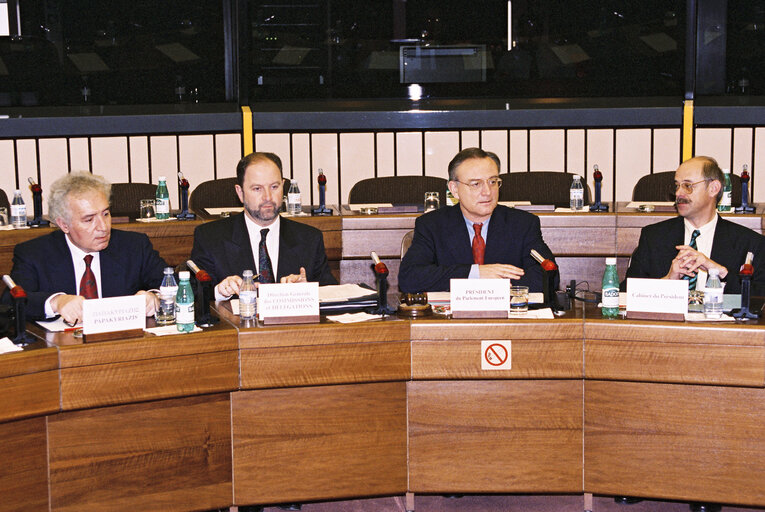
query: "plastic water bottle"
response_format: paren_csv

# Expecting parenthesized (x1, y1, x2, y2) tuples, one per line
(156, 267, 178, 326)
(717, 168, 732, 212)
(155, 176, 170, 220)
(239, 270, 257, 320)
(175, 271, 195, 332)
(287, 179, 302, 215)
(570, 175, 584, 211)
(10, 190, 27, 228)
(601, 257, 620, 319)
(703, 268, 724, 319)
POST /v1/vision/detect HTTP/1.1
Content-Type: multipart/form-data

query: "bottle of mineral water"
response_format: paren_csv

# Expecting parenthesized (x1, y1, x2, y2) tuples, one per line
(570, 175, 584, 211)
(10, 190, 27, 228)
(703, 268, 723, 319)
(176, 271, 195, 332)
(239, 270, 257, 320)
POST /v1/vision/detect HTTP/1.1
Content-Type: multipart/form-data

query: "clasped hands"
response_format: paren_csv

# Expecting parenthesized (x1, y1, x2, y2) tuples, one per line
(51, 290, 159, 325)
(215, 267, 308, 297)
(665, 244, 727, 281)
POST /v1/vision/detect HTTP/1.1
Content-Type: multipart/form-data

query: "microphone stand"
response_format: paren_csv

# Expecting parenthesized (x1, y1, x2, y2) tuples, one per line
(3, 275, 34, 346)
(735, 166, 756, 214)
(176, 172, 196, 220)
(312, 169, 332, 216)
(589, 165, 608, 212)
(186, 260, 218, 327)
(369, 252, 396, 316)
(531, 250, 561, 312)
(27, 178, 50, 227)
(732, 256, 759, 320)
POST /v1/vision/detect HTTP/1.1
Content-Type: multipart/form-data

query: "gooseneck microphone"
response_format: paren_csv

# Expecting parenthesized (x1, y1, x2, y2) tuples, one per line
(3, 275, 33, 345)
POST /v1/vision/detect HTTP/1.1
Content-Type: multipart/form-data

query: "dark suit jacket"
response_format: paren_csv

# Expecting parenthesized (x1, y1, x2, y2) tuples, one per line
(623, 215, 765, 295)
(5, 229, 167, 319)
(398, 205, 558, 293)
(190, 213, 337, 287)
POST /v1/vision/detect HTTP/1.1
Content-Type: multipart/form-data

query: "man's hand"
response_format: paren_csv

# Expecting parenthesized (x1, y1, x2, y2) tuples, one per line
(216, 275, 244, 298)
(478, 263, 525, 280)
(51, 294, 84, 324)
(280, 267, 307, 283)
(665, 245, 728, 280)
(135, 290, 159, 317)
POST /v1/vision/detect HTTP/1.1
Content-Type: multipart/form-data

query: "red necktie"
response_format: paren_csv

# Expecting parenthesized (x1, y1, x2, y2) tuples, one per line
(472, 223, 485, 265)
(80, 254, 98, 299)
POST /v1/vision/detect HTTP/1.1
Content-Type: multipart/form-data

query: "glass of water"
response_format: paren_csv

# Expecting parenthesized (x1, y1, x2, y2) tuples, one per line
(510, 286, 529, 315)
(424, 191, 440, 212)
(139, 199, 156, 219)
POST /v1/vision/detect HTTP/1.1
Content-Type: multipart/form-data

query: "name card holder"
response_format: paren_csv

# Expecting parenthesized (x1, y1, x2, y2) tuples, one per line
(82, 295, 146, 343)
(450, 278, 509, 319)
(258, 282, 320, 325)
(625, 278, 687, 322)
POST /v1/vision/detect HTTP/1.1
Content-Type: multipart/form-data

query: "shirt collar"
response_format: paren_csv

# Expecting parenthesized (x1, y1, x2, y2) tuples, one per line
(684, 213, 717, 239)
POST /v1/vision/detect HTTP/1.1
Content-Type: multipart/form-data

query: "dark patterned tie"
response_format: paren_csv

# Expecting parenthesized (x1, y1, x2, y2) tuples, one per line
(472, 223, 485, 265)
(684, 229, 701, 290)
(79, 254, 98, 299)
(259, 228, 275, 284)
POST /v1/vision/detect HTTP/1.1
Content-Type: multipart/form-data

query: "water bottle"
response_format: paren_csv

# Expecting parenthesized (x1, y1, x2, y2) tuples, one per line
(175, 271, 195, 332)
(287, 179, 302, 215)
(156, 267, 178, 326)
(717, 168, 732, 212)
(703, 268, 724, 319)
(601, 257, 620, 319)
(239, 270, 257, 320)
(10, 190, 27, 228)
(155, 176, 170, 220)
(570, 175, 584, 211)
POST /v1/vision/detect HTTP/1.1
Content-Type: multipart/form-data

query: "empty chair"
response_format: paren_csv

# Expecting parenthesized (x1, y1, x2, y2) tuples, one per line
(400, 230, 414, 259)
(189, 177, 241, 217)
(349, 176, 448, 205)
(632, 170, 742, 206)
(498, 172, 591, 208)
(110, 183, 158, 218)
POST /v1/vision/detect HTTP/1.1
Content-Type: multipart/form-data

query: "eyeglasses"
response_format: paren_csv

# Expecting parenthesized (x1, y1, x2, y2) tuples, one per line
(672, 179, 710, 195)
(453, 177, 503, 191)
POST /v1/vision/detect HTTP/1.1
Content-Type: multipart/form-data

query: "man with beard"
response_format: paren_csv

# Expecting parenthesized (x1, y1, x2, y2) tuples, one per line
(190, 152, 336, 301)
(623, 155, 765, 295)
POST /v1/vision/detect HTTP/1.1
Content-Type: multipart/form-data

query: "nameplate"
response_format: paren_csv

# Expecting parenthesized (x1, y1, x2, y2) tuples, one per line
(258, 282, 320, 325)
(625, 278, 687, 321)
(82, 295, 146, 340)
(450, 279, 509, 319)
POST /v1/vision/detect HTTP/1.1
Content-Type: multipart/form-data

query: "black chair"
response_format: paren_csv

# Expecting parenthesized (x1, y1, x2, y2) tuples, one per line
(0, 188, 9, 212)
(498, 172, 591, 208)
(110, 183, 158, 218)
(189, 178, 241, 217)
(348, 176, 448, 205)
(632, 170, 742, 206)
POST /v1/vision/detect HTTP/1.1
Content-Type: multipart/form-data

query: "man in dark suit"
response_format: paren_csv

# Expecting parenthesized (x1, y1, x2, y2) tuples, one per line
(6, 172, 167, 322)
(190, 151, 336, 300)
(624, 156, 765, 295)
(398, 147, 557, 293)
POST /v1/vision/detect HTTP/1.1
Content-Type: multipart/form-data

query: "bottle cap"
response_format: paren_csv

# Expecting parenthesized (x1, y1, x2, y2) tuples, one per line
(158, 176, 167, 182)
(14, 189, 21, 194)
(722, 168, 730, 174)
(243, 270, 253, 278)
(709, 268, 719, 276)
(164, 267, 174, 274)
(179, 270, 190, 279)
(605, 257, 616, 265)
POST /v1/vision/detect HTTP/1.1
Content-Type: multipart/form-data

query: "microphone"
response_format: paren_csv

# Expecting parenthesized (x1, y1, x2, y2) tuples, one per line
(371, 251, 388, 275)
(369, 251, 395, 316)
(530, 250, 561, 312)
(176, 172, 196, 220)
(27, 177, 50, 227)
(530, 249, 558, 272)
(3, 275, 32, 345)
(3, 275, 27, 299)
(186, 260, 212, 282)
(740, 251, 754, 277)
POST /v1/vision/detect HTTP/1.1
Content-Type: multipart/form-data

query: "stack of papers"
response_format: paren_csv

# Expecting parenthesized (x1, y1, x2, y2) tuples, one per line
(319, 284, 377, 314)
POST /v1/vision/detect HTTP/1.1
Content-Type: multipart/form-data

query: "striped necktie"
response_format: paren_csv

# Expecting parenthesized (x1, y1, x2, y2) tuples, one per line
(258, 228, 275, 284)
(684, 229, 701, 290)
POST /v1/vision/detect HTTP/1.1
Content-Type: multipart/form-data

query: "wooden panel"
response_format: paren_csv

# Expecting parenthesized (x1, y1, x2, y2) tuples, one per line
(396, 132, 423, 176)
(530, 130, 565, 171)
(16, 139, 38, 206)
(91, 137, 129, 184)
(412, 338, 582, 380)
(340, 258, 400, 289)
(411, 319, 583, 341)
(128, 136, 150, 184)
(49, 393, 232, 512)
(586, 129, 614, 202)
(615, 129, 652, 203)
(232, 382, 407, 504)
(0, 347, 60, 421)
(238, 319, 410, 349)
(509, 130, 528, 172)
(214, 133, 242, 179)
(340, 133, 377, 206)
(409, 380, 582, 493)
(0, 416, 49, 512)
(241, 340, 410, 389)
(585, 381, 765, 506)
(424, 131, 459, 177)
(695, 128, 733, 168)
(311, 133, 340, 205)
(542, 227, 615, 255)
(376, 133, 395, 178)
(567, 129, 586, 174)
(343, 228, 412, 258)
(481, 130, 508, 173)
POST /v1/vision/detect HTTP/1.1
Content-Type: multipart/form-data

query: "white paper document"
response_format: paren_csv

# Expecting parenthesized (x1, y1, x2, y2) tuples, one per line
(0, 337, 23, 353)
(326, 312, 384, 324)
(319, 284, 376, 302)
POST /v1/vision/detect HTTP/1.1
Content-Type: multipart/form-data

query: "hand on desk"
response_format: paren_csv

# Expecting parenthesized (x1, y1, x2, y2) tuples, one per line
(216, 275, 244, 298)
(479, 263, 525, 280)
(666, 245, 728, 280)
(135, 290, 159, 317)
(51, 294, 84, 324)
(280, 267, 307, 283)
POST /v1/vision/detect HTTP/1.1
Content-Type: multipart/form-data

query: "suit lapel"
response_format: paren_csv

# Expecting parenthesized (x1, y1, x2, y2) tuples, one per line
(485, 208, 509, 262)
(710, 216, 731, 264)
(100, 233, 123, 297)
(277, 218, 299, 279)
(446, 207, 474, 263)
(52, 231, 78, 295)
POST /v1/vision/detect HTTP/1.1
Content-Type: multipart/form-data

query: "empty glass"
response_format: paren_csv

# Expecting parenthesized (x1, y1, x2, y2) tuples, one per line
(510, 285, 529, 314)
(139, 199, 155, 219)
(424, 191, 440, 212)
(0, 207, 7, 226)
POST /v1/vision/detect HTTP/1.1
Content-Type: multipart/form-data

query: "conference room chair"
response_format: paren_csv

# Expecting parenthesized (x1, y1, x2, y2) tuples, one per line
(400, 230, 414, 258)
(632, 170, 742, 206)
(110, 183, 158, 218)
(348, 176, 448, 205)
(0, 188, 9, 212)
(189, 177, 241, 217)
(498, 171, 592, 207)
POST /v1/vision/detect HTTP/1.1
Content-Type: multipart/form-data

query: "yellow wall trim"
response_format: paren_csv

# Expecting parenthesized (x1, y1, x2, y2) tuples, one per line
(241, 106, 253, 155)
(682, 99, 694, 161)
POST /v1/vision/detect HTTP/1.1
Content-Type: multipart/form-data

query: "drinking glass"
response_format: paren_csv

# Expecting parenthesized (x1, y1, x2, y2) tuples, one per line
(510, 285, 529, 314)
(0, 207, 7, 226)
(424, 192, 440, 212)
(139, 199, 156, 219)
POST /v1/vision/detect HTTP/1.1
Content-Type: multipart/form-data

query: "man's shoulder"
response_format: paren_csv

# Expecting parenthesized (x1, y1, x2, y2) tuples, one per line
(717, 216, 764, 240)
(641, 216, 683, 235)
(492, 204, 539, 224)
(14, 229, 65, 253)
(194, 215, 238, 237)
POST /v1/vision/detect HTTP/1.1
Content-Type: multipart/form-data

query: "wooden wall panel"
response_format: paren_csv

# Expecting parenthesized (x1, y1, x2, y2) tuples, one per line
(128, 136, 150, 183)
(215, 133, 242, 178)
(509, 129, 528, 171)
(178, 134, 215, 209)
(424, 131, 459, 177)
(615, 129, 652, 203)
(653, 128, 681, 173)
(68, 138, 90, 173)
(340, 132, 375, 204)
(395, 131, 423, 176)
(481, 129, 508, 173)
(149, 135, 178, 188)
(567, 129, 585, 174)
(732, 127, 753, 174)
(586, 129, 614, 202)
(0, 416, 49, 512)
(232, 382, 407, 504)
(254, 133, 291, 172)
(38, 138, 69, 187)
(15, 139, 38, 205)
(311, 133, 339, 205)
(530, 129, 565, 171)
(49, 394, 232, 512)
(376, 132, 395, 178)
(0, 140, 15, 194)
(461, 130, 480, 148)
(91, 136, 129, 185)
(696, 128, 732, 166)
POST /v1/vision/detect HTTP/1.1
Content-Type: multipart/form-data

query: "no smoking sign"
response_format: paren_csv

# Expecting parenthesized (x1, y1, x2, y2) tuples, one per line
(481, 340, 512, 370)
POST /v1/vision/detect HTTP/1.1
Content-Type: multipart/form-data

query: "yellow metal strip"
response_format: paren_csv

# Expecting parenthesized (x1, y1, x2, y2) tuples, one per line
(241, 105, 253, 156)
(682, 99, 694, 162)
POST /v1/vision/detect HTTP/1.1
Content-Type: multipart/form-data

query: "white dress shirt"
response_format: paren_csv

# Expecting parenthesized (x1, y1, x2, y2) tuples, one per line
(43, 235, 102, 317)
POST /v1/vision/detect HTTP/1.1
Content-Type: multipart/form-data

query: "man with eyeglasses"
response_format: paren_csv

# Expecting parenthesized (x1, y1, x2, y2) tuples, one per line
(623, 156, 765, 294)
(399, 147, 557, 293)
